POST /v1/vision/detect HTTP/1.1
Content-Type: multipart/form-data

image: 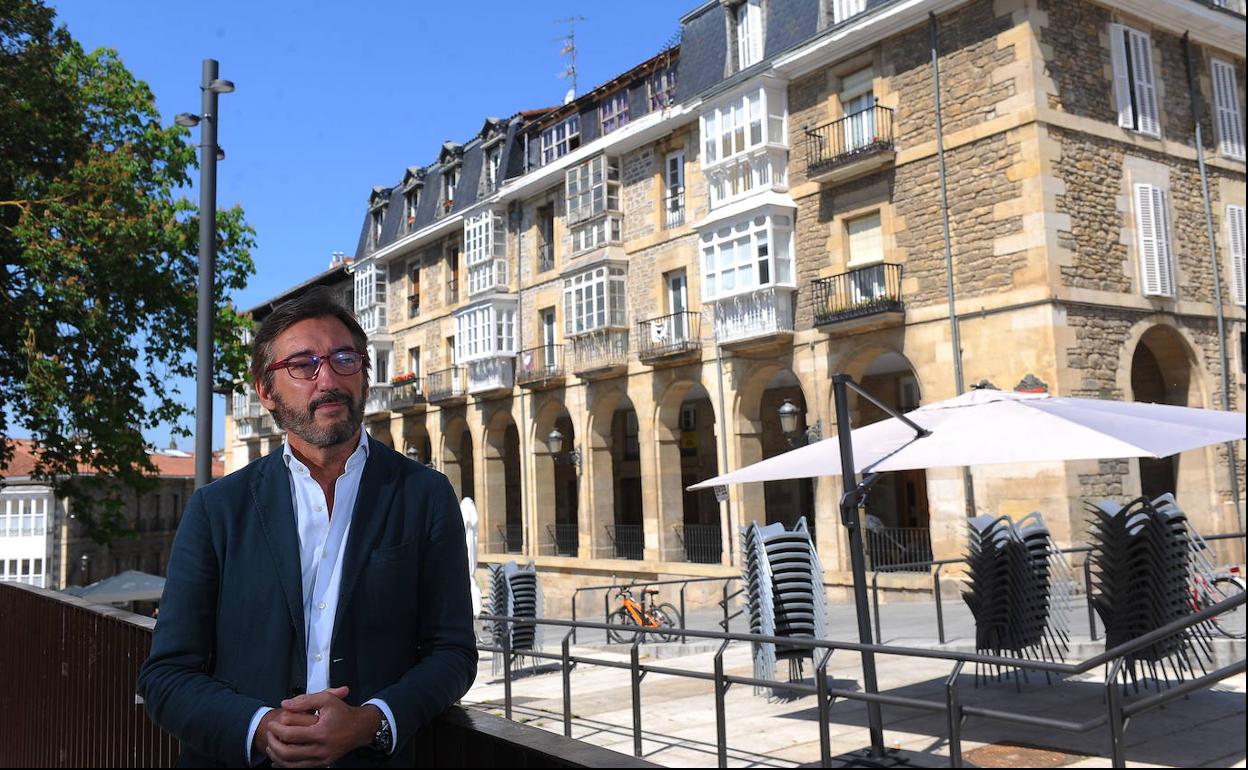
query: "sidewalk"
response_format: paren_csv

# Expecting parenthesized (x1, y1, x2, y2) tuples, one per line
(466, 596, 1247, 767)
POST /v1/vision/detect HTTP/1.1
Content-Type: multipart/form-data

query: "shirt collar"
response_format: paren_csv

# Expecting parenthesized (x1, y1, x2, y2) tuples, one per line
(282, 426, 370, 473)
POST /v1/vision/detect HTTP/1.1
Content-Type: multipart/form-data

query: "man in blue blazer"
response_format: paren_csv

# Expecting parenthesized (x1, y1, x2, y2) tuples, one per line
(138, 287, 477, 767)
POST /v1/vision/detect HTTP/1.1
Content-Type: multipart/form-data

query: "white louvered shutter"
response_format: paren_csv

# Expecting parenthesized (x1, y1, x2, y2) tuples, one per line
(1135, 184, 1175, 297)
(1109, 24, 1135, 130)
(1212, 59, 1245, 161)
(1127, 28, 1159, 137)
(1229, 205, 1246, 307)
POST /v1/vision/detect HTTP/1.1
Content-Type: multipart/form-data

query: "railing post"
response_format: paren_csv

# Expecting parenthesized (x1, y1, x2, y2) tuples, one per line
(571, 589, 579, 645)
(1105, 658, 1126, 767)
(604, 589, 612, 644)
(721, 580, 730, 633)
(872, 571, 883, 644)
(714, 640, 730, 769)
(934, 564, 946, 645)
(816, 648, 834, 767)
(631, 639, 644, 758)
(946, 661, 965, 768)
(562, 631, 574, 738)
(1084, 557, 1099, 641)
(502, 624, 513, 720)
(680, 583, 687, 644)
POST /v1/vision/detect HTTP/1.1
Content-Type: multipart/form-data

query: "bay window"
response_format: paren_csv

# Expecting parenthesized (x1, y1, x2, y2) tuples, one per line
(465, 210, 508, 296)
(700, 212, 794, 301)
(353, 263, 387, 333)
(566, 155, 623, 255)
(700, 84, 788, 208)
(454, 301, 517, 362)
(563, 264, 628, 335)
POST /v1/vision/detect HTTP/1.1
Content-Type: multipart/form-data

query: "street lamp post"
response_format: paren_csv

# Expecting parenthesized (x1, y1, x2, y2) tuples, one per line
(177, 60, 234, 489)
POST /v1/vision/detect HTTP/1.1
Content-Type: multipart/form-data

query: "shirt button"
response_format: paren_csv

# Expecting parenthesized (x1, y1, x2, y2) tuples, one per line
(318, 602, 326, 610)
(314, 653, 323, 662)
(314, 504, 324, 512)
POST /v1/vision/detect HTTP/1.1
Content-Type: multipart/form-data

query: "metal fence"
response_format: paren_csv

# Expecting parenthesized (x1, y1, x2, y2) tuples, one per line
(803, 104, 895, 174)
(546, 522, 579, 557)
(605, 524, 645, 560)
(427, 366, 466, 402)
(674, 523, 723, 564)
(865, 526, 932, 572)
(517, 345, 565, 386)
(664, 190, 685, 228)
(811, 263, 904, 326)
(636, 311, 701, 361)
(390, 379, 426, 409)
(497, 523, 524, 554)
(538, 242, 555, 273)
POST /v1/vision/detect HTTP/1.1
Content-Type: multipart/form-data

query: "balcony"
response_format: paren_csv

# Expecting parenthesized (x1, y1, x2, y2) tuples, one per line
(545, 522, 579, 557)
(570, 328, 629, 379)
(803, 105, 895, 184)
(538, 242, 555, 273)
(674, 524, 723, 564)
(390, 378, 427, 411)
(710, 286, 795, 351)
(0, 582, 650, 768)
(364, 383, 393, 417)
(447, 278, 460, 305)
(236, 413, 279, 440)
(812, 263, 904, 332)
(427, 366, 467, 404)
(467, 259, 509, 298)
(636, 311, 702, 366)
(408, 294, 420, 319)
(516, 345, 566, 390)
(664, 189, 685, 229)
(465, 356, 515, 397)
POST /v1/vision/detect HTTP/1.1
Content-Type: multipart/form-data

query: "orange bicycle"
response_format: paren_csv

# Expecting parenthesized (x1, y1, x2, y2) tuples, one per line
(606, 585, 682, 643)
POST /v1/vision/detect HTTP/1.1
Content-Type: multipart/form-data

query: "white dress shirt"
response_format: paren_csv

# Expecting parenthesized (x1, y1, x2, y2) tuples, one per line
(245, 429, 395, 763)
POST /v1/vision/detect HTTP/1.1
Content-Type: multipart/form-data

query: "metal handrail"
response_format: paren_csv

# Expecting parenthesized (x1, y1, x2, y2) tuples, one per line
(635, 311, 701, 360)
(803, 104, 895, 174)
(811, 263, 903, 326)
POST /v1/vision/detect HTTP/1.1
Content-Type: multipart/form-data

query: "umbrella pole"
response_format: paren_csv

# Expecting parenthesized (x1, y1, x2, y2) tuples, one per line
(833, 375, 886, 757)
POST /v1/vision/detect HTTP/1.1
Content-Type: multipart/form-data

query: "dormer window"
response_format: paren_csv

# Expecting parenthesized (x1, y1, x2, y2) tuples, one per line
(735, 0, 764, 71)
(485, 145, 502, 191)
(442, 167, 459, 212)
(601, 90, 630, 135)
(541, 115, 581, 165)
(369, 208, 385, 251)
(648, 64, 677, 111)
(404, 188, 420, 228)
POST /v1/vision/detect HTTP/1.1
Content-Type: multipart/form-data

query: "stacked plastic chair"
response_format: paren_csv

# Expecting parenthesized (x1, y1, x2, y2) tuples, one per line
(962, 512, 1072, 686)
(1088, 495, 1214, 690)
(741, 518, 829, 697)
(488, 561, 543, 675)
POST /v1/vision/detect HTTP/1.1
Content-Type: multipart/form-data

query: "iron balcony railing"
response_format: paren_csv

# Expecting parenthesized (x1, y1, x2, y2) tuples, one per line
(497, 524, 524, 554)
(447, 278, 459, 304)
(538, 242, 555, 273)
(865, 526, 934, 573)
(804, 105, 895, 176)
(364, 383, 392, 416)
(604, 523, 644, 561)
(466, 356, 515, 394)
(711, 286, 795, 345)
(664, 189, 685, 229)
(571, 329, 629, 375)
(673, 524, 722, 564)
(812, 263, 904, 326)
(546, 522, 579, 557)
(427, 366, 466, 402)
(516, 345, 565, 386)
(390, 379, 426, 409)
(408, 293, 420, 318)
(635, 311, 701, 361)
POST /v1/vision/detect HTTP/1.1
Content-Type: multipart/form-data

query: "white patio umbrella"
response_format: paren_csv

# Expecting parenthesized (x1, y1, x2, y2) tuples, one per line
(689, 388, 1246, 489)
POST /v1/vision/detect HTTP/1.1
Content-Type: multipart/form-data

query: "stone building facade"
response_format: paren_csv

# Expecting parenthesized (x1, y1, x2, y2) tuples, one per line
(224, 0, 1245, 605)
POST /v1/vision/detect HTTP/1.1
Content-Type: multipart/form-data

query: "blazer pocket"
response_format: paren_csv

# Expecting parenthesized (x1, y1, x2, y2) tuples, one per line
(369, 539, 417, 566)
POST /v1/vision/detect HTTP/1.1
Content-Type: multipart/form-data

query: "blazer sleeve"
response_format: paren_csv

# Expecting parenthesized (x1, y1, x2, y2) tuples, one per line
(372, 473, 478, 751)
(136, 488, 266, 767)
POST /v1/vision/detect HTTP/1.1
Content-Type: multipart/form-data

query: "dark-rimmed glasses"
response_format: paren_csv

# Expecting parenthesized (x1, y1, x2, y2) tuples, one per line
(266, 350, 366, 380)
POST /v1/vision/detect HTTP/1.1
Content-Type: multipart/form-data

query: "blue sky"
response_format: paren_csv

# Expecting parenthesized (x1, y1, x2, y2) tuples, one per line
(48, 0, 688, 451)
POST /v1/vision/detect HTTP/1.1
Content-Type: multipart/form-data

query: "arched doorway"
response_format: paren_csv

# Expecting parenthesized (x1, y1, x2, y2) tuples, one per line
(485, 410, 524, 554)
(589, 391, 644, 560)
(759, 370, 817, 541)
(441, 413, 475, 506)
(402, 415, 431, 466)
(657, 382, 721, 563)
(533, 398, 579, 557)
(1130, 326, 1203, 502)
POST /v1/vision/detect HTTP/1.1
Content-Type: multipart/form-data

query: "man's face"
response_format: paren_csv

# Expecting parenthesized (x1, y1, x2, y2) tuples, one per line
(255, 316, 368, 449)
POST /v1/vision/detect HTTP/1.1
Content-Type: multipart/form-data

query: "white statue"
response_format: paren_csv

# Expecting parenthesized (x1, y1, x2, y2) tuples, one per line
(460, 497, 482, 615)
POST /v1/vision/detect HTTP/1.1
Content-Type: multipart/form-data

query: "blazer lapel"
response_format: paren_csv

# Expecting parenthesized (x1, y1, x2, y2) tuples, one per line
(251, 450, 307, 661)
(332, 437, 400, 642)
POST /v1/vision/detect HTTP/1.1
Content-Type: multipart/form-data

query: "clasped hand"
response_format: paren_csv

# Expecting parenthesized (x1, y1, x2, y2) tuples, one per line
(255, 686, 380, 768)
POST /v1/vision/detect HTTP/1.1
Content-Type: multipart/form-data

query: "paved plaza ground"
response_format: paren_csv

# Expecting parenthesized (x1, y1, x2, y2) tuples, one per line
(464, 593, 1247, 767)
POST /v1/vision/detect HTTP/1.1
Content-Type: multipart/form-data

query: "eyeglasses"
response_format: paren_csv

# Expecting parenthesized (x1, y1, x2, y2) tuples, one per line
(266, 350, 366, 380)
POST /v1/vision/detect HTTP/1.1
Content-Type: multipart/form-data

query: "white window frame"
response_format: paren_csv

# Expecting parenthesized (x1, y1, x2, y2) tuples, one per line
(600, 90, 630, 134)
(369, 208, 385, 249)
(1228, 204, 1246, 306)
(1109, 23, 1160, 138)
(736, 0, 764, 71)
(665, 150, 686, 227)
(831, 0, 866, 24)
(541, 115, 581, 165)
(1133, 183, 1175, 297)
(566, 156, 623, 255)
(700, 85, 788, 208)
(700, 211, 795, 301)
(454, 303, 517, 362)
(846, 211, 883, 267)
(1211, 58, 1245, 161)
(562, 264, 628, 335)
(354, 264, 387, 332)
(485, 145, 502, 191)
(649, 65, 677, 110)
(442, 167, 459, 210)
(404, 187, 420, 228)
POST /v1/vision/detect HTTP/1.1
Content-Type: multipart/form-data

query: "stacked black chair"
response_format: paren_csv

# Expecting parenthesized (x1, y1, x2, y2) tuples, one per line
(741, 518, 828, 696)
(1088, 496, 1213, 690)
(488, 561, 543, 675)
(962, 512, 1071, 685)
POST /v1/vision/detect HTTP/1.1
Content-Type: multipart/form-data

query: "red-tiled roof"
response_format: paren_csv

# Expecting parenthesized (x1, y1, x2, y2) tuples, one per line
(1, 438, 223, 480)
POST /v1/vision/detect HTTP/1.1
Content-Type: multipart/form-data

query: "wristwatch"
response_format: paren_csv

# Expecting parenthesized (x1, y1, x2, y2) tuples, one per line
(370, 712, 393, 754)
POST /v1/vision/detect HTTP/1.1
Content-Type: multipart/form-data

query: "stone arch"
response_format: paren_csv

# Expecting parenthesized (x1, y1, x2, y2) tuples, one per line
(401, 415, 431, 465)
(439, 410, 475, 505)
(482, 404, 523, 554)
(585, 385, 643, 560)
(654, 378, 722, 563)
(531, 393, 579, 557)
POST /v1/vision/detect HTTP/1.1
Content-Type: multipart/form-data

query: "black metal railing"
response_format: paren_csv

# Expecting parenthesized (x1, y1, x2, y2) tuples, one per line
(571, 329, 629, 375)
(538, 242, 555, 273)
(635, 311, 700, 361)
(804, 105, 895, 175)
(427, 366, 466, 402)
(390, 379, 426, 409)
(812, 263, 904, 326)
(664, 189, 685, 228)
(865, 526, 933, 572)
(605, 523, 645, 561)
(497, 524, 524, 554)
(447, 278, 459, 304)
(674, 523, 722, 564)
(547, 522, 579, 557)
(408, 293, 420, 318)
(516, 345, 565, 386)
(0, 583, 648, 768)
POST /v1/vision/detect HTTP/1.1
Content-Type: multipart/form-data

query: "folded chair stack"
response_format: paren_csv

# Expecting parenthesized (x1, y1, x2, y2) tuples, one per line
(488, 561, 543, 675)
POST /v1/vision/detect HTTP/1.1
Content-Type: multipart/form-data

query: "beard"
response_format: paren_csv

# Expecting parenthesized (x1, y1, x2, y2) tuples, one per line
(269, 388, 366, 448)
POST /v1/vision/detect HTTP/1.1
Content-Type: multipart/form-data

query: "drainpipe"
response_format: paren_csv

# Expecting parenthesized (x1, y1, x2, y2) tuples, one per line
(713, 335, 737, 567)
(1182, 32, 1242, 528)
(930, 12, 976, 516)
(512, 201, 531, 556)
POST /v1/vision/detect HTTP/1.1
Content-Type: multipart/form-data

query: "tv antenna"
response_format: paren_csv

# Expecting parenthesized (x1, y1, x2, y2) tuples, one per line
(554, 16, 586, 103)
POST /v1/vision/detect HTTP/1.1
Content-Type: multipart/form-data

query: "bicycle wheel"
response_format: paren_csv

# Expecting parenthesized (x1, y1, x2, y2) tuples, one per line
(1207, 576, 1245, 639)
(651, 603, 683, 643)
(607, 607, 639, 644)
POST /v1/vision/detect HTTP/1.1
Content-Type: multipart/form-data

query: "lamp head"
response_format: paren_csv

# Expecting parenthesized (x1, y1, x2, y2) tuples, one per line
(208, 78, 235, 94)
(778, 399, 801, 436)
(175, 113, 201, 127)
(546, 428, 564, 455)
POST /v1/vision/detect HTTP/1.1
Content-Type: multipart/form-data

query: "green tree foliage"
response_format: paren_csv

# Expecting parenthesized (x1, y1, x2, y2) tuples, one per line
(1, 0, 256, 543)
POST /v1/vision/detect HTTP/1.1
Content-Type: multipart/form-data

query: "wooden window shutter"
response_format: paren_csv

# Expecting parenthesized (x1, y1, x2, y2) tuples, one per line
(1212, 59, 1245, 161)
(1127, 28, 1159, 137)
(1229, 204, 1246, 307)
(1109, 24, 1135, 130)
(1134, 184, 1174, 297)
